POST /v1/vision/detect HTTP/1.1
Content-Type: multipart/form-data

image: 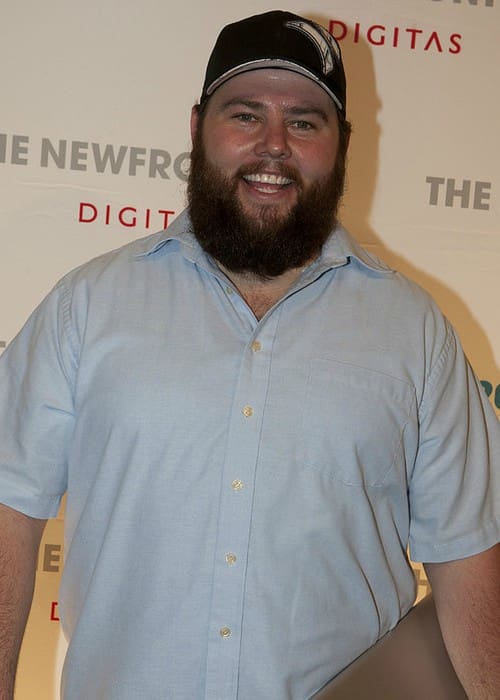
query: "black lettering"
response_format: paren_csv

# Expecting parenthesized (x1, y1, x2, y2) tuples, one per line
(149, 149, 171, 179)
(92, 143, 128, 174)
(42, 544, 62, 572)
(41, 138, 67, 168)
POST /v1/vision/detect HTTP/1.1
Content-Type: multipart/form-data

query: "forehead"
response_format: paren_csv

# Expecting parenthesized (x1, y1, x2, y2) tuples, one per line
(206, 68, 338, 115)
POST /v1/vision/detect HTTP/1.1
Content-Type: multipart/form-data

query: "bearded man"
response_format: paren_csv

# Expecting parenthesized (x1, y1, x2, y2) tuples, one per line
(0, 10, 498, 700)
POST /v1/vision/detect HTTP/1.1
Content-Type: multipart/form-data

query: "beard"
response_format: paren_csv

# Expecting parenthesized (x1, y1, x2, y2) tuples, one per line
(187, 129, 347, 279)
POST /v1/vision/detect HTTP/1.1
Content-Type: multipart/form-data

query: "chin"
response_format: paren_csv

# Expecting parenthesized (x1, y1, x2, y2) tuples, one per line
(240, 198, 296, 224)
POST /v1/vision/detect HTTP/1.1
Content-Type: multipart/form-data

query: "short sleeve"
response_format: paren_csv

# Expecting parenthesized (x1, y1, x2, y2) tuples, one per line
(0, 278, 78, 518)
(409, 320, 500, 562)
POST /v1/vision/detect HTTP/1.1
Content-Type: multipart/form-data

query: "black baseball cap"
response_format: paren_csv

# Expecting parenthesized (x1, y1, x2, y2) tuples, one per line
(200, 10, 346, 119)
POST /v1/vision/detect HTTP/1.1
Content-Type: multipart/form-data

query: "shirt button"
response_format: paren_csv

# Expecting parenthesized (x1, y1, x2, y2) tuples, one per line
(251, 341, 262, 352)
(225, 552, 237, 566)
(220, 627, 232, 638)
(231, 479, 244, 491)
(242, 405, 253, 417)
(225, 286, 233, 295)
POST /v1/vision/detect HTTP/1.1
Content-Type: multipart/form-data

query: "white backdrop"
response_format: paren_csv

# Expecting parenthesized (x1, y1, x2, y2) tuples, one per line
(1, 1, 499, 697)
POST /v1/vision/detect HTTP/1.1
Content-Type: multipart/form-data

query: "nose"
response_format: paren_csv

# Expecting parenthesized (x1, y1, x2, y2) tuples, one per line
(254, 120, 291, 159)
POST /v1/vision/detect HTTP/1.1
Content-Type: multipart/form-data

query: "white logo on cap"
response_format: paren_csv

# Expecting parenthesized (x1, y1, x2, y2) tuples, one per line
(286, 20, 340, 75)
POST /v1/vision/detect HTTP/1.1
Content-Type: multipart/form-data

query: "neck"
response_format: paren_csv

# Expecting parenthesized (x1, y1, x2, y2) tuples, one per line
(218, 262, 313, 320)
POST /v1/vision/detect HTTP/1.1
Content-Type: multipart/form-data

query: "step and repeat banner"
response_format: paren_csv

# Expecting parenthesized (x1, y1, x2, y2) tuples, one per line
(1, 1, 498, 697)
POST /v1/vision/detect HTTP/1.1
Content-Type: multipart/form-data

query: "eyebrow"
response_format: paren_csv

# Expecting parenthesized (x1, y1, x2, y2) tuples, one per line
(216, 98, 331, 123)
(285, 104, 330, 123)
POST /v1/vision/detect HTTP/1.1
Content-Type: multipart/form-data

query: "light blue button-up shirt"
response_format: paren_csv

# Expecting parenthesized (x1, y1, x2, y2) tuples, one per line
(0, 210, 499, 699)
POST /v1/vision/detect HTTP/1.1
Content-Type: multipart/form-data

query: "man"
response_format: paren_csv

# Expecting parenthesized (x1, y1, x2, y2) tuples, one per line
(0, 10, 498, 700)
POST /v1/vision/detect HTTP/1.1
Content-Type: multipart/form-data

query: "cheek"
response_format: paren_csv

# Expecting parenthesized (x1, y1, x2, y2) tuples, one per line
(203, 127, 252, 169)
(209, 145, 244, 175)
(298, 146, 337, 182)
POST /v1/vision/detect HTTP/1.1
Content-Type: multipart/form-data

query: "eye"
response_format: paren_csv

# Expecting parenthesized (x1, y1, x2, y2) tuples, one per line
(233, 112, 258, 123)
(290, 119, 314, 130)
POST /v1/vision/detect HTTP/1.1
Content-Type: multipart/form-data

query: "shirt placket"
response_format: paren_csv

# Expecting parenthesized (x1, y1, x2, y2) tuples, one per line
(204, 297, 280, 700)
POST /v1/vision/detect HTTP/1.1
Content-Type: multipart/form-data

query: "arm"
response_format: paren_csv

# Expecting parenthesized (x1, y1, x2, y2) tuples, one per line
(0, 504, 46, 700)
(424, 543, 500, 700)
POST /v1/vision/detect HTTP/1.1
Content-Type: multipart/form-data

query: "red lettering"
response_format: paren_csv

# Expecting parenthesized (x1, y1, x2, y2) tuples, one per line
(78, 202, 98, 223)
(424, 31, 443, 52)
(406, 28, 423, 49)
(367, 25, 385, 46)
(158, 209, 175, 229)
(118, 207, 137, 227)
(78, 202, 175, 229)
(50, 601, 59, 621)
(327, 19, 461, 56)
(449, 33, 462, 54)
(328, 20, 347, 41)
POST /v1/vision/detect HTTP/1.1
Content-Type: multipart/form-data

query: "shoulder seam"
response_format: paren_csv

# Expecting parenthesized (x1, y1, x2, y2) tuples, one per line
(419, 318, 455, 412)
(56, 277, 80, 382)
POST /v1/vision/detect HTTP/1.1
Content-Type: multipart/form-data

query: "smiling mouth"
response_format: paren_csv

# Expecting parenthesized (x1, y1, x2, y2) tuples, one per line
(243, 173, 293, 187)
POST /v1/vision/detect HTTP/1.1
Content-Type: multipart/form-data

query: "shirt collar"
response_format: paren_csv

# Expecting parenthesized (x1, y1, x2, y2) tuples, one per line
(318, 224, 394, 275)
(135, 208, 394, 277)
(134, 209, 201, 262)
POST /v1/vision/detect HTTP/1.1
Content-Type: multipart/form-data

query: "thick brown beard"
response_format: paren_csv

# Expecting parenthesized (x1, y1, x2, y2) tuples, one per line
(187, 128, 347, 279)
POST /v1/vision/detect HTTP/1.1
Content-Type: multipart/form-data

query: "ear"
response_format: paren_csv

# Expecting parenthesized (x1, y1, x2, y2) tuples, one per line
(341, 117, 352, 151)
(190, 106, 200, 144)
(345, 127, 351, 151)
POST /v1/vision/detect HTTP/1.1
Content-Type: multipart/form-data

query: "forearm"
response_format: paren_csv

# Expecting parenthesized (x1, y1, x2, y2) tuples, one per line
(0, 504, 46, 700)
(425, 544, 500, 699)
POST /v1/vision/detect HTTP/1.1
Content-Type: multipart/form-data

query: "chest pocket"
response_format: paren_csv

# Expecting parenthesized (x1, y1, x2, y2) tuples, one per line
(302, 358, 415, 487)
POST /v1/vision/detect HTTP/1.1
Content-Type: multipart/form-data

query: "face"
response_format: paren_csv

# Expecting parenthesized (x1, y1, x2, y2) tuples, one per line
(191, 69, 340, 223)
(188, 69, 348, 278)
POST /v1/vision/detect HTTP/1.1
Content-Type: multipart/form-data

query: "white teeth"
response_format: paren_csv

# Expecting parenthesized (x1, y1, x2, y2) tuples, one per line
(244, 173, 292, 186)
